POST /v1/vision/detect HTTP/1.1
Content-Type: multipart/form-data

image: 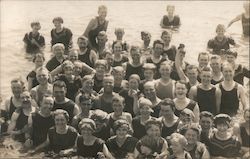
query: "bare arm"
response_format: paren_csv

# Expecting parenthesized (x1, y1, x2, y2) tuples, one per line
(7, 112, 19, 132)
(27, 77, 34, 91)
(90, 50, 98, 65)
(50, 65, 63, 80)
(215, 87, 221, 114)
(175, 50, 188, 82)
(188, 86, 197, 101)
(157, 139, 169, 159)
(238, 84, 247, 110)
(103, 143, 115, 159)
(193, 104, 200, 123)
(73, 104, 80, 117)
(82, 63, 95, 75)
(227, 14, 242, 28)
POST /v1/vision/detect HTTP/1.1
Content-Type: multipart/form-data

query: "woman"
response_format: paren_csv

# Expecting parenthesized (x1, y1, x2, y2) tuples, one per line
(173, 81, 200, 123)
(179, 124, 210, 159)
(112, 41, 129, 67)
(83, 5, 109, 49)
(27, 53, 45, 91)
(76, 118, 114, 158)
(106, 119, 138, 158)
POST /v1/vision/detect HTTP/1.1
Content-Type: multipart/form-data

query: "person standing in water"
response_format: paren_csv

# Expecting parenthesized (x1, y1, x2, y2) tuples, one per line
(83, 5, 109, 49)
(227, 1, 249, 37)
(160, 5, 181, 30)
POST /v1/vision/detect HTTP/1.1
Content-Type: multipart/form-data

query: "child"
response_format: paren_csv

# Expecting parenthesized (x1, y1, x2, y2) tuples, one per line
(160, 5, 181, 29)
(23, 21, 45, 54)
(227, 1, 249, 37)
(168, 133, 192, 159)
(134, 119, 169, 159)
(208, 114, 241, 158)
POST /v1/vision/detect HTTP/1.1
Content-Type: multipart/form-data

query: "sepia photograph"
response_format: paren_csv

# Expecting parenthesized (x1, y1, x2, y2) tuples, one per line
(0, 0, 249, 158)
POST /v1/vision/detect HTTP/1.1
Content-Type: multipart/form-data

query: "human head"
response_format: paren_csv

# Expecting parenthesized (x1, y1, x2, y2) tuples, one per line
(215, 24, 226, 37)
(198, 52, 209, 68)
(128, 74, 140, 90)
(68, 49, 79, 62)
(153, 40, 164, 57)
(62, 60, 74, 76)
(113, 119, 130, 138)
(40, 96, 54, 115)
(138, 97, 154, 116)
(114, 28, 125, 40)
(104, 50, 114, 66)
(36, 66, 49, 85)
(130, 45, 141, 64)
(179, 108, 195, 126)
(175, 80, 188, 99)
(199, 111, 214, 131)
(161, 31, 172, 44)
(112, 41, 123, 54)
(144, 81, 156, 100)
(243, 1, 249, 12)
(97, 31, 108, 45)
(52, 17, 63, 28)
(159, 61, 172, 78)
(185, 65, 198, 83)
(166, 5, 175, 15)
(53, 80, 67, 102)
(73, 61, 82, 76)
(179, 123, 201, 145)
(81, 75, 94, 91)
(103, 75, 114, 93)
(222, 62, 234, 81)
(11, 78, 25, 98)
(54, 109, 69, 128)
(112, 94, 125, 113)
(226, 50, 237, 63)
(112, 66, 125, 84)
(214, 114, 231, 132)
(200, 66, 212, 86)
(52, 43, 65, 58)
(145, 119, 162, 137)
(30, 21, 41, 32)
(98, 5, 107, 19)
(210, 55, 222, 73)
(244, 108, 250, 122)
(79, 118, 96, 136)
(33, 53, 45, 67)
(79, 95, 92, 113)
(141, 31, 151, 43)
(143, 63, 156, 81)
(170, 133, 187, 154)
(159, 98, 175, 118)
(95, 60, 108, 76)
(20, 91, 32, 108)
(90, 109, 108, 131)
(77, 35, 89, 49)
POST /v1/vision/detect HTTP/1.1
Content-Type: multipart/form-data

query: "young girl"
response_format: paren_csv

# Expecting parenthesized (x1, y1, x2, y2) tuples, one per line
(76, 118, 114, 158)
(208, 114, 241, 158)
(112, 41, 129, 67)
(160, 5, 181, 29)
(155, 61, 175, 100)
(168, 133, 192, 159)
(23, 21, 45, 54)
(106, 119, 138, 158)
(27, 53, 46, 91)
(134, 119, 169, 159)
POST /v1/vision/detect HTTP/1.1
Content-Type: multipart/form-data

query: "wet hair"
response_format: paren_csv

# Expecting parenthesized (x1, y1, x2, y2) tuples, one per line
(198, 52, 209, 61)
(159, 98, 175, 110)
(216, 24, 226, 33)
(113, 118, 130, 133)
(52, 43, 65, 52)
(53, 80, 67, 90)
(52, 17, 64, 23)
(79, 118, 96, 132)
(32, 53, 45, 63)
(145, 118, 163, 131)
(30, 21, 41, 28)
(153, 40, 164, 48)
(200, 111, 214, 120)
(54, 109, 69, 122)
(77, 35, 88, 42)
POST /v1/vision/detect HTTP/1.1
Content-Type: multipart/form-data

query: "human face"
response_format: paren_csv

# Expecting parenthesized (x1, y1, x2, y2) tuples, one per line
(244, 110, 250, 122)
(186, 69, 198, 82)
(77, 39, 88, 49)
(34, 56, 44, 68)
(53, 86, 66, 102)
(180, 115, 192, 126)
(105, 54, 114, 66)
(144, 69, 154, 81)
(32, 25, 41, 33)
(143, 34, 151, 43)
(147, 125, 161, 137)
(175, 83, 187, 98)
(82, 79, 94, 91)
(160, 105, 174, 118)
(200, 117, 213, 131)
(113, 43, 123, 54)
(200, 71, 212, 86)
(20, 92, 31, 108)
(97, 36, 107, 45)
(139, 105, 152, 116)
(81, 126, 93, 137)
(53, 21, 62, 29)
(73, 64, 82, 76)
(216, 28, 225, 37)
(54, 47, 64, 59)
(216, 123, 229, 133)
(64, 65, 73, 76)
(171, 142, 183, 155)
(69, 52, 78, 62)
(103, 78, 114, 93)
(36, 70, 49, 85)
(80, 100, 92, 112)
(185, 129, 198, 145)
(112, 100, 124, 113)
(153, 44, 163, 57)
(40, 98, 53, 115)
(161, 34, 171, 44)
(198, 55, 209, 68)
(226, 55, 236, 64)
(222, 66, 234, 81)
(144, 85, 156, 100)
(113, 71, 124, 83)
(11, 82, 23, 97)
(98, 8, 107, 20)
(55, 114, 67, 129)
(115, 31, 124, 40)
(159, 65, 171, 78)
(167, 6, 175, 15)
(116, 126, 128, 139)
(130, 50, 141, 64)
(129, 79, 139, 90)
(96, 65, 106, 76)
(210, 59, 221, 72)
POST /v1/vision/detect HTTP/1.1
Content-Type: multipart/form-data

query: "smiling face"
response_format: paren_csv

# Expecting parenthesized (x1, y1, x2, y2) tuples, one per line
(103, 77, 114, 93)
(198, 54, 209, 68)
(53, 86, 66, 102)
(184, 129, 198, 145)
(112, 99, 124, 113)
(175, 82, 187, 98)
(40, 97, 53, 115)
(113, 42, 123, 54)
(160, 105, 174, 118)
(210, 58, 221, 72)
(116, 125, 129, 139)
(159, 64, 171, 78)
(11, 82, 23, 98)
(53, 46, 64, 59)
(55, 113, 67, 129)
(216, 123, 229, 133)
(200, 117, 213, 131)
(34, 56, 44, 68)
(200, 70, 212, 86)
(146, 124, 161, 137)
(139, 105, 152, 116)
(222, 64, 234, 81)
(153, 43, 164, 57)
(98, 7, 107, 20)
(77, 38, 88, 49)
(144, 84, 156, 100)
(20, 91, 31, 108)
(36, 69, 49, 85)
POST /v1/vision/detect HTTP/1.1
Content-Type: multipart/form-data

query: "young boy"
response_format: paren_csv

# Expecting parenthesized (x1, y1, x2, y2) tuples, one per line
(23, 21, 45, 54)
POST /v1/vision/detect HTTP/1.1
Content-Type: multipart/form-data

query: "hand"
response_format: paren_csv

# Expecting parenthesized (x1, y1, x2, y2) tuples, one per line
(130, 89, 138, 99)
(24, 139, 33, 148)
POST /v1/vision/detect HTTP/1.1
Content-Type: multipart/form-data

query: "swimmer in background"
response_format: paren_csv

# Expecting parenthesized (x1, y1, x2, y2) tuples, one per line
(160, 5, 181, 30)
(227, 1, 249, 37)
(23, 21, 45, 55)
(112, 28, 129, 52)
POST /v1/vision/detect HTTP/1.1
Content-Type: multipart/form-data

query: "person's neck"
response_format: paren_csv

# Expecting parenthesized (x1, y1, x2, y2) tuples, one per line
(213, 70, 222, 76)
(40, 111, 51, 117)
(131, 61, 141, 66)
(32, 31, 38, 35)
(153, 54, 161, 59)
(55, 98, 66, 104)
(116, 135, 127, 144)
(217, 131, 228, 139)
(141, 115, 150, 121)
(189, 79, 198, 86)
(161, 76, 170, 82)
(149, 96, 157, 103)
(164, 42, 170, 47)
(114, 53, 122, 59)
(114, 81, 122, 87)
(79, 47, 87, 52)
(174, 151, 185, 158)
(83, 135, 94, 142)
(176, 96, 187, 102)
(103, 91, 113, 96)
(81, 111, 90, 118)
(224, 79, 234, 85)
(39, 82, 48, 87)
(98, 43, 106, 48)
(96, 73, 104, 80)
(165, 114, 174, 121)
(114, 112, 122, 118)
(56, 27, 63, 31)
(202, 83, 211, 89)
(13, 95, 21, 99)
(56, 56, 64, 62)
(65, 74, 73, 80)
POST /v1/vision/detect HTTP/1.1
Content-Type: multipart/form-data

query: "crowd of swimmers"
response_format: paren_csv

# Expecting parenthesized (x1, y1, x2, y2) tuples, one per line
(0, 2, 249, 159)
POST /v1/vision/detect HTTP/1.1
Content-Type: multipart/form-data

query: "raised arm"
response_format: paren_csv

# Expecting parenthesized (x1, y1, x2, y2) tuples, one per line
(227, 14, 242, 28)
(175, 49, 189, 82)
(215, 87, 221, 114)
(188, 86, 197, 100)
